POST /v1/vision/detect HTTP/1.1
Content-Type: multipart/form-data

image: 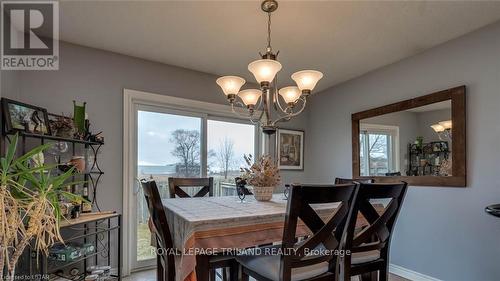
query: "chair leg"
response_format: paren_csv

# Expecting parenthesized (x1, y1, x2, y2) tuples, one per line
(241, 269, 250, 281)
(379, 268, 388, 281)
(222, 267, 228, 281)
(196, 255, 210, 281)
(157, 255, 164, 281)
(210, 269, 216, 281)
(229, 260, 239, 281)
(360, 272, 372, 281)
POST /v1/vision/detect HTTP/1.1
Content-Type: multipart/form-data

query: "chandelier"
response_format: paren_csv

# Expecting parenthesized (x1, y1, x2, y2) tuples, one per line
(215, 0, 323, 135)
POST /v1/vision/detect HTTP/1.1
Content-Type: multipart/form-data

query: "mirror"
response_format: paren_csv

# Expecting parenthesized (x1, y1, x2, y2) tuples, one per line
(352, 86, 466, 187)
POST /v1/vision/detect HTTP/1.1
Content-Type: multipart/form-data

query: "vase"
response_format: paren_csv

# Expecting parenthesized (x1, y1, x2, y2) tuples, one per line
(252, 186, 274, 201)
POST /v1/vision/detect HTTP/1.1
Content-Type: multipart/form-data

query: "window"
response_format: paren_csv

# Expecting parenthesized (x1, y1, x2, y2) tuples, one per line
(207, 119, 256, 196)
(360, 124, 399, 176)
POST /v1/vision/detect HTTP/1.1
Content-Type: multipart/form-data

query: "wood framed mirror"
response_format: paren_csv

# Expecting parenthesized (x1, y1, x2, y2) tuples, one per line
(352, 86, 466, 187)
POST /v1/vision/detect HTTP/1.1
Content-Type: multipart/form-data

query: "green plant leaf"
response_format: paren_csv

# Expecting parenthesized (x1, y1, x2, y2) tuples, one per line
(6, 133, 18, 162)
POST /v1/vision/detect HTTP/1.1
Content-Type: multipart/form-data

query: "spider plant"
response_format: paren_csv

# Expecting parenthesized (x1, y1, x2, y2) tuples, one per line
(0, 134, 84, 280)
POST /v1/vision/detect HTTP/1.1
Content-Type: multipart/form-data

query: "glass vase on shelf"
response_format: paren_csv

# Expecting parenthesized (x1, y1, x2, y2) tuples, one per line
(84, 147, 95, 174)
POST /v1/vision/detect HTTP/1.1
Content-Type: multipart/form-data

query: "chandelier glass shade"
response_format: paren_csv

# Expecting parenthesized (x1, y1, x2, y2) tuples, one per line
(216, 76, 246, 97)
(248, 59, 283, 85)
(215, 0, 323, 134)
(278, 86, 301, 104)
(291, 70, 324, 93)
(431, 120, 452, 141)
(238, 89, 262, 107)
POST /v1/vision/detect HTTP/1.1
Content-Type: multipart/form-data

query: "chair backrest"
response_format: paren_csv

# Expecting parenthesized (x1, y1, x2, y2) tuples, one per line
(335, 177, 375, 184)
(168, 177, 213, 198)
(280, 183, 359, 280)
(235, 177, 253, 195)
(140, 179, 175, 280)
(339, 182, 408, 277)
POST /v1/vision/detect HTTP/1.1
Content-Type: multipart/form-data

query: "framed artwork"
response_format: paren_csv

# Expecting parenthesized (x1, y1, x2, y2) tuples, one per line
(1, 98, 51, 135)
(277, 128, 304, 170)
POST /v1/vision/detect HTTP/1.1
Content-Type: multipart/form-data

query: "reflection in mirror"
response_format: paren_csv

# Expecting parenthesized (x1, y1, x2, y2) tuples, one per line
(359, 100, 451, 177)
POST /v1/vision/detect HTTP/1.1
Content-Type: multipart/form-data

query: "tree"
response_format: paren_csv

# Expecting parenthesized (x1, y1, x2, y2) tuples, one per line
(216, 137, 236, 179)
(170, 129, 200, 177)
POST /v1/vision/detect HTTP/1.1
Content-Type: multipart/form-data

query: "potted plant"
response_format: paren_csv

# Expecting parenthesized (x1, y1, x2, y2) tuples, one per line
(240, 154, 280, 201)
(0, 134, 83, 280)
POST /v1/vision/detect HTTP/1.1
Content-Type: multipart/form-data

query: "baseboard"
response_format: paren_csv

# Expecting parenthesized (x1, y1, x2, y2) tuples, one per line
(389, 264, 442, 281)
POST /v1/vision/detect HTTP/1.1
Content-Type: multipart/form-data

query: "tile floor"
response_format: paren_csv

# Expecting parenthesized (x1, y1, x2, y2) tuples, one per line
(124, 269, 410, 281)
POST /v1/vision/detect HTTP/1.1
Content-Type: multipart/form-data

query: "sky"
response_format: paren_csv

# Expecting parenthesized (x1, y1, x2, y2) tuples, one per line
(137, 111, 255, 171)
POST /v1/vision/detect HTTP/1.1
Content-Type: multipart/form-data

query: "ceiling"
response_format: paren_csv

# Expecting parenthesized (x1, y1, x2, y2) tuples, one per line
(57, 1, 500, 92)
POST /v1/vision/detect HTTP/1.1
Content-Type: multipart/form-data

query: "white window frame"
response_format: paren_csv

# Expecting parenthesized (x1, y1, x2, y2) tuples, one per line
(122, 89, 261, 275)
(359, 123, 400, 176)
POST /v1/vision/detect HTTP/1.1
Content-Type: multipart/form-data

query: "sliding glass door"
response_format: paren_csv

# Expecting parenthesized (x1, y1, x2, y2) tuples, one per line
(133, 107, 203, 269)
(131, 106, 257, 270)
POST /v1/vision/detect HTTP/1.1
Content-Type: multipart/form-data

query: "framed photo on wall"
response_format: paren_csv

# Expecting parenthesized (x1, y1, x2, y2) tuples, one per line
(277, 128, 304, 170)
(1, 98, 51, 135)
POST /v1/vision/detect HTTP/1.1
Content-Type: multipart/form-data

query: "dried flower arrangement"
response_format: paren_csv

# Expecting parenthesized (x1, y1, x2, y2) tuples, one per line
(240, 154, 280, 187)
(0, 134, 82, 280)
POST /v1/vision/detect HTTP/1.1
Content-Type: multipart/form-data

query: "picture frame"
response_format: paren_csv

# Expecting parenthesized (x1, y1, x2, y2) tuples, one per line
(276, 128, 304, 170)
(1, 98, 51, 135)
(47, 113, 75, 138)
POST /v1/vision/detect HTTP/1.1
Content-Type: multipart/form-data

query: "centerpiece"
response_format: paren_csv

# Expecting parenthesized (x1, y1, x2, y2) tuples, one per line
(240, 154, 280, 201)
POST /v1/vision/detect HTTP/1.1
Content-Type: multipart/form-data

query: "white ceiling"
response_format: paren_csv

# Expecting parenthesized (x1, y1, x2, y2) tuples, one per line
(58, 1, 500, 92)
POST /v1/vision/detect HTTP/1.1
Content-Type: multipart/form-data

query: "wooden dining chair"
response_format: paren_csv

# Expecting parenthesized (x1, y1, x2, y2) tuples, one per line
(168, 177, 213, 198)
(141, 179, 237, 281)
(335, 177, 375, 184)
(237, 183, 359, 281)
(337, 182, 408, 281)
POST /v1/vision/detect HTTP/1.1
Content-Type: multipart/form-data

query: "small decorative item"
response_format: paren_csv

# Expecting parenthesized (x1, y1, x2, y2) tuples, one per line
(277, 129, 304, 170)
(415, 136, 424, 150)
(81, 202, 92, 213)
(29, 151, 45, 169)
(1, 98, 51, 135)
(439, 155, 452, 176)
(73, 100, 86, 133)
(89, 131, 104, 144)
(235, 177, 249, 203)
(240, 154, 280, 201)
(69, 156, 86, 173)
(84, 148, 95, 173)
(48, 113, 75, 138)
(283, 184, 290, 200)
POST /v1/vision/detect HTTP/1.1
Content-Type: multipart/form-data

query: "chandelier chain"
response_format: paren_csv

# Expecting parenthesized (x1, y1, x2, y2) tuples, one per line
(267, 12, 272, 50)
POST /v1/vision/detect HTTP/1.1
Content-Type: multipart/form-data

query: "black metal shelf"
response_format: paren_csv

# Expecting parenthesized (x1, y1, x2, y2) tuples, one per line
(54, 226, 119, 245)
(1, 112, 116, 280)
(48, 249, 108, 274)
(13, 131, 104, 145)
(43, 214, 122, 279)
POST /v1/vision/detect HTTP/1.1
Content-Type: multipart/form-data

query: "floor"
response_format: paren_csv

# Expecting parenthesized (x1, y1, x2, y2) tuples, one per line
(124, 269, 410, 281)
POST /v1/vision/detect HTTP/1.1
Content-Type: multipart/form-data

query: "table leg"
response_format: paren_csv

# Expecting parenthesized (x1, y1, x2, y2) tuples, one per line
(195, 255, 210, 281)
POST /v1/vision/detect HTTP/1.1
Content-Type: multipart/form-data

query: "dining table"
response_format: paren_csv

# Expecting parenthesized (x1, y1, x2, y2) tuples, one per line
(162, 193, 376, 281)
